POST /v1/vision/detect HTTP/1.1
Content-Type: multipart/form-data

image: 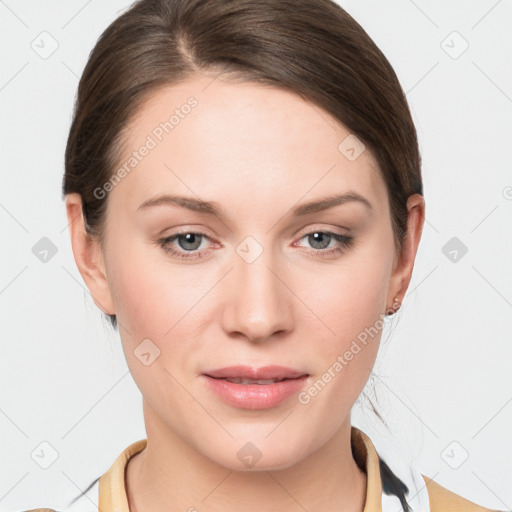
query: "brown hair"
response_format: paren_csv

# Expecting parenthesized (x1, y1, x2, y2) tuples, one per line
(63, 0, 423, 331)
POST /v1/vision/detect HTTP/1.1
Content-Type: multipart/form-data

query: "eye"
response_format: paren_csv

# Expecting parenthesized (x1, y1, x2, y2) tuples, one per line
(158, 232, 213, 260)
(158, 229, 354, 261)
(295, 230, 354, 257)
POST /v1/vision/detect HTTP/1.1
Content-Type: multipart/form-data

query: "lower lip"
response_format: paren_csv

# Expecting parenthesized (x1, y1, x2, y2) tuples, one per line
(202, 375, 309, 410)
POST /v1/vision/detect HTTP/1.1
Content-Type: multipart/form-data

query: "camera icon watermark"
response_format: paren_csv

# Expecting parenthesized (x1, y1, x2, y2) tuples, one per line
(30, 31, 59, 60)
(441, 236, 468, 263)
(440, 31, 469, 60)
(338, 133, 365, 161)
(441, 441, 469, 469)
(134, 338, 161, 366)
(32, 236, 58, 263)
(237, 442, 263, 468)
(31, 441, 59, 469)
(236, 236, 264, 264)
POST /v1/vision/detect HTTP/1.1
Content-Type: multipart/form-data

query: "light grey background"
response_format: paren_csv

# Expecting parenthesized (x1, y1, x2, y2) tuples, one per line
(1, 1, 511, 510)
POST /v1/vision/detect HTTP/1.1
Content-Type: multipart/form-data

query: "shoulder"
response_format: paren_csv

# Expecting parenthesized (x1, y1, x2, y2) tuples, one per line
(422, 474, 503, 512)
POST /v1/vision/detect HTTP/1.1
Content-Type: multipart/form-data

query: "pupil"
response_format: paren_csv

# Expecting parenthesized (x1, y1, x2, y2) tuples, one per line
(310, 232, 330, 249)
(179, 233, 201, 250)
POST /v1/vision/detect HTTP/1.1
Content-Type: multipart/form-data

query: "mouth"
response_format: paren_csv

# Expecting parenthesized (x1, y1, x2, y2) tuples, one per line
(201, 365, 309, 410)
(213, 377, 292, 385)
(203, 364, 307, 381)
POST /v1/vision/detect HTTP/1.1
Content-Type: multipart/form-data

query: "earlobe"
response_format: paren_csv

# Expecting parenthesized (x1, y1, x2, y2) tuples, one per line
(386, 193, 426, 309)
(64, 193, 115, 316)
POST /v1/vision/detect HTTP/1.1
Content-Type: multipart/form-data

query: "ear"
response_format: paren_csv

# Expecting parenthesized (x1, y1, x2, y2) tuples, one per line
(64, 193, 115, 316)
(386, 193, 425, 309)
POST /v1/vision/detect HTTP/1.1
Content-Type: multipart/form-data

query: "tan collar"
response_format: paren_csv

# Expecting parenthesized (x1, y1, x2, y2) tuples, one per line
(98, 426, 382, 511)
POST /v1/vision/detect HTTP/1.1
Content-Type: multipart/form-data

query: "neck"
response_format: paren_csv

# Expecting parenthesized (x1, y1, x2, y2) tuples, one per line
(126, 401, 367, 512)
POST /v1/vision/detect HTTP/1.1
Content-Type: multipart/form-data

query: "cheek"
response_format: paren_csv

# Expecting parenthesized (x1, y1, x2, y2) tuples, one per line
(104, 241, 200, 404)
(106, 235, 201, 338)
(314, 248, 392, 346)
(302, 237, 394, 394)
(104, 235, 216, 382)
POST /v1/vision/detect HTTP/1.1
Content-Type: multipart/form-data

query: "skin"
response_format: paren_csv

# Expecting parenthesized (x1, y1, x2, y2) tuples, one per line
(65, 72, 424, 512)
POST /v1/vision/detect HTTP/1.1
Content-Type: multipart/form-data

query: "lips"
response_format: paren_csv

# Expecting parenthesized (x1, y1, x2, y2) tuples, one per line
(222, 377, 284, 385)
(204, 365, 307, 380)
(202, 365, 309, 409)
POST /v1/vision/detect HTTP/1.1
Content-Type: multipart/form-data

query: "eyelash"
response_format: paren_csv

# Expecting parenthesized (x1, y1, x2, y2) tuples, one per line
(157, 230, 354, 260)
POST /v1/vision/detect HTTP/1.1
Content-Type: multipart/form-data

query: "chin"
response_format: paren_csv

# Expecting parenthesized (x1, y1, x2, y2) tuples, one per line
(198, 432, 312, 473)
(216, 449, 305, 473)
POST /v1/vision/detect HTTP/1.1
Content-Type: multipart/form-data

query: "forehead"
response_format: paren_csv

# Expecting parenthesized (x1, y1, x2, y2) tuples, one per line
(108, 73, 387, 216)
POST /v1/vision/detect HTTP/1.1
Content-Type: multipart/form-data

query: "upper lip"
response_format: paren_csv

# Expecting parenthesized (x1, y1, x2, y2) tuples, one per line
(204, 365, 308, 380)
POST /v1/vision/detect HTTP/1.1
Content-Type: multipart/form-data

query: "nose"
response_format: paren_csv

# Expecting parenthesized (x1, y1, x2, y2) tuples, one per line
(220, 244, 294, 343)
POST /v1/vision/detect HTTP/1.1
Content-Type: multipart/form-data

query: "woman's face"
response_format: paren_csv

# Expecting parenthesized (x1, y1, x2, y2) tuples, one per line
(87, 73, 419, 470)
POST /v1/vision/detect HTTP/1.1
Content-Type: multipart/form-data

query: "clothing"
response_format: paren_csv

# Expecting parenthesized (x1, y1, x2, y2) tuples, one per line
(26, 426, 498, 512)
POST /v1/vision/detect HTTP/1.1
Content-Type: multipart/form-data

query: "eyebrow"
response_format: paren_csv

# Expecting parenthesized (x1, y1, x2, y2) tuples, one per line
(136, 191, 373, 218)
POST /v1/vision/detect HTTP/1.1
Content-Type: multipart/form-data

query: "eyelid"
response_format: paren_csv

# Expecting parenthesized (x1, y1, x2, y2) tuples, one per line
(294, 223, 352, 238)
(159, 224, 350, 246)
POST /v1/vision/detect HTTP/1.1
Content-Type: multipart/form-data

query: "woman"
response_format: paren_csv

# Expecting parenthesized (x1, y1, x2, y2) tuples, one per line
(28, 0, 500, 510)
